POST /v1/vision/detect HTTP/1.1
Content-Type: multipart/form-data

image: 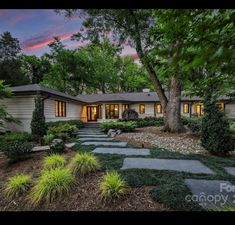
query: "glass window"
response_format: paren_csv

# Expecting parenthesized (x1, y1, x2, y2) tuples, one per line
(122, 104, 129, 112)
(155, 103, 162, 114)
(139, 104, 145, 114)
(216, 103, 224, 111)
(105, 104, 119, 119)
(195, 104, 204, 116)
(183, 103, 189, 114)
(55, 100, 66, 117)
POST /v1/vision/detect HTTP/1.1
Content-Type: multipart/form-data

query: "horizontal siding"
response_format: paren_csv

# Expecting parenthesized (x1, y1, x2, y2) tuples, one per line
(225, 102, 235, 118)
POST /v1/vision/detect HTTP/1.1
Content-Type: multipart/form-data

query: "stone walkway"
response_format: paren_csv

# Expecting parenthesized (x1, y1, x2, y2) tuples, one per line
(224, 167, 235, 177)
(81, 141, 127, 147)
(78, 137, 114, 141)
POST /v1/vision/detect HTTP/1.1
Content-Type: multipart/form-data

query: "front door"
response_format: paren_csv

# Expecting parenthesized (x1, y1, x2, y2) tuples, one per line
(87, 106, 98, 121)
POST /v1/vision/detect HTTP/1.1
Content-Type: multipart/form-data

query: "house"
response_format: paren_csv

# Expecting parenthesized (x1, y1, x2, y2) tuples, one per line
(0, 84, 234, 133)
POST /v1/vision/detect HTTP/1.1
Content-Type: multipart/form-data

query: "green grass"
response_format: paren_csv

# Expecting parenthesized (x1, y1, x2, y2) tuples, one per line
(73, 142, 235, 211)
(30, 168, 75, 205)
(99, 171, 128, 202)
(4, 174, 32, 199)
(68, 152, 100, 176)
(43, 154, 66, 170)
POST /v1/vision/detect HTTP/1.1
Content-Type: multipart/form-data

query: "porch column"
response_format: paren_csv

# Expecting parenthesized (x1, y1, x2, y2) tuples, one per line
(102, 104, 106, 120)
(119, 103, 122, 119)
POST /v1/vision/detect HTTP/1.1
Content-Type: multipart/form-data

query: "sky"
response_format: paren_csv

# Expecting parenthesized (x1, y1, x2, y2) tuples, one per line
(0, 9, 137, 59)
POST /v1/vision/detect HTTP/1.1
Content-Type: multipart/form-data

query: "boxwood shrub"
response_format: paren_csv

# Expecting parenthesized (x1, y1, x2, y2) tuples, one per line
(99, 121, 137, 133)
(46, 120, 83, 130)
(118, 117, 164, 128)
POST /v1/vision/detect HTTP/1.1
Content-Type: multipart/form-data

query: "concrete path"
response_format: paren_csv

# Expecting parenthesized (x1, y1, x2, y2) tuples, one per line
(78, 137, 114, 141)
(81, 141, 127, 147)
(224, 167, 235, 177)
(184, 179, 235, 209)
(121, 158, 215, 174)
(92, 147, 150, 156)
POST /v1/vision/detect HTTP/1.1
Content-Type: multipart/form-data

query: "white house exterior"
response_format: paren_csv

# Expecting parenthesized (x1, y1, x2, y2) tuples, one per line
(0, 84, 234, 133)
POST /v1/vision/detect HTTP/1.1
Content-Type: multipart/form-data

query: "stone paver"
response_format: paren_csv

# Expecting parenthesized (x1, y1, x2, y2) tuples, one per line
(224, 167, 235, 177)
(92, 147, 150, 155)
(65, 143, 76, 148)
(32, 145, 50, 152)
(81, 141, 127, 147)
(78, 137, 114, 141)
(184, 179, 235, 209)
(121, 158, 215, 174)
(77, 134, 108, 137)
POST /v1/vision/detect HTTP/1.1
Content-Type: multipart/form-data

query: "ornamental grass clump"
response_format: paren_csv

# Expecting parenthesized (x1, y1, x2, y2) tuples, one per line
(4, 174, 32, 199)
(30, 168, 75, 205)
(68, 152, 100, 176)
(42, 154, 65, 170)
(99, 171, 128, 202)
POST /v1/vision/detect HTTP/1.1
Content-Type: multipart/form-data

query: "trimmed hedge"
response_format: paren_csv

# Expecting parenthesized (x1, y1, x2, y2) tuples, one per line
(46, 120, 83, 130)
(100, 121, 137, 133)
(118, 117, 164, 128)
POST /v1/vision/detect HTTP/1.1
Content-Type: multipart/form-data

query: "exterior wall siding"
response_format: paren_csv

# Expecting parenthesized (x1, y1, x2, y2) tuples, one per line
(225, 102, 235, 118)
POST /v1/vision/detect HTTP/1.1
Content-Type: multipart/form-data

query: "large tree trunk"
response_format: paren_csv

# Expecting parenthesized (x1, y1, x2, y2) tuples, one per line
(163, 76, 184, 133)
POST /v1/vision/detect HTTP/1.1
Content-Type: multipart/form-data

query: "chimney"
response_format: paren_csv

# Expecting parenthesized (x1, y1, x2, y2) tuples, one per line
(142, 88, 150, 93)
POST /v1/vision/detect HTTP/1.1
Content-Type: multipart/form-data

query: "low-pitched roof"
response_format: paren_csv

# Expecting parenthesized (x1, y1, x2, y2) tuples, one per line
(11, 84, 85, 103)
(76, 91, 231, 103)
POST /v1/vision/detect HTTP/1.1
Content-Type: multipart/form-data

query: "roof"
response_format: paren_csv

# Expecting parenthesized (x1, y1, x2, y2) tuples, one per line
(76, 91, 231, 103)
(11, 84, 85, 103)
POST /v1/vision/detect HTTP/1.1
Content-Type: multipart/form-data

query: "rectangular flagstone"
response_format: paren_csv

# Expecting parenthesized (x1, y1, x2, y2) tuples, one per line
(78, 137, 114, 141)
(81, 141, 127, 147)
(92, 147, 150, 155)
(77, 134, 108, 137)
(32, 145, 50, 152)
(121, 158, 215, 174)
(65, 143, 76, 148)
(77, 131, 104, 134)
(184, 179, 235, 209)
(224, 167, 235, 177)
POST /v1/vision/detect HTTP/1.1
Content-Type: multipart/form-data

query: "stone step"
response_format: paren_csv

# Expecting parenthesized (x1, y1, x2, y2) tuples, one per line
(65, 143, 76, 148)
(78, 137, 114, 141)
(92, 147, 150, 156)
(32, 145, 50, 152)
(77, 134, 108, 137)
(77, 132, 104, 135)
(224, 167, 235, 176)
(81, 141, 127, 147)
(121, 158, 215, 174)
(184, 179, 235, 209)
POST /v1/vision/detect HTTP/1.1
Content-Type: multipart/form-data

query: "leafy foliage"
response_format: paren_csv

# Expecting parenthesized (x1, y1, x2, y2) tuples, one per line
(46, 120, 83, 130)
(181, 117, 202, 133)
(47, 140, 65, 155)
(99, 121, 137, 133)
(47, 123, 78, 137)
(99, 171, 128, 202)
(30, 168, 75, 205)
(68, 152, 100, 176)
(0, 132, 32, 143)
(43, 154, 65, 170)
(4, 174, 32, 199)
(43, 134, 55, 145)
(121, 109, 138, 120)
(200, 103, 234, 154)
(119, 117, 164, 127)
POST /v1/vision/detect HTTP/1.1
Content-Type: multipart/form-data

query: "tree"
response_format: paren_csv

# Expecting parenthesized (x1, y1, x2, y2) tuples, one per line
(31, 95, 46, 138)
(0, 80, 19, 128)
(0, 31, 30, 86)
(20, 55, 51, 84)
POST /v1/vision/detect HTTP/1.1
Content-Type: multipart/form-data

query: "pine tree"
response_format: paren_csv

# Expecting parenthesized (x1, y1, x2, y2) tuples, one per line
(31, 95, 46, 137)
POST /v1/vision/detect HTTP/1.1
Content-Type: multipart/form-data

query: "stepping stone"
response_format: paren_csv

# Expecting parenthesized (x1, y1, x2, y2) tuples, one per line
(77, 132, 104, 135)
(121, 158, 215, 174)
(77, 134, 108, 137)
(81, 141, 127, 147)
(92, 147, 150, 156)
(184, 179, 235, 209)
(65, 143, 76, 148)
(224, 167, 235, 176)
(32, 145, 50, 152)
(78, 137, 114, 141)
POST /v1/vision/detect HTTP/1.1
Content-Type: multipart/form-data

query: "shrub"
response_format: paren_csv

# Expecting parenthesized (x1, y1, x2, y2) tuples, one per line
(68, 152, 100, 176)
(43, 134, 55, 145)
(122, 109, 138, 120)
(100, 121, 137, 133)
(30, 168, 75, 205)
(0, 132, 32, 143)
(181, 117, 202, 133)
(200, 103, 234, 154)
(47, 140, 65, 155)
(1, 141, 34, 163)
(99, 171, 128, 202)
(46, 120, 83, 130)
(230, 122, 235, 135)
(119, 117, 164, 128)
(43, 154, 65, 170)
(4, 174, 32, 199)
(47, 123, 78, 137)
(31, 95, 46, 137)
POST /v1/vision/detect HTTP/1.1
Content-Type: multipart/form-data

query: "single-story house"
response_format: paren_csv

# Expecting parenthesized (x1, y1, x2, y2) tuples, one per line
(0, 84, 234, 133)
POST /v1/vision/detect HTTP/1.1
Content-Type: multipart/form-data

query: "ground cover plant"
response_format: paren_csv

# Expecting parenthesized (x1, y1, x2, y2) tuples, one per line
(43, 154, 66, 170)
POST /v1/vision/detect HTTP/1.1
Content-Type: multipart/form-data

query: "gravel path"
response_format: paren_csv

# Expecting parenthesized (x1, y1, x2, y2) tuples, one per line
(115, 126, 208, 155)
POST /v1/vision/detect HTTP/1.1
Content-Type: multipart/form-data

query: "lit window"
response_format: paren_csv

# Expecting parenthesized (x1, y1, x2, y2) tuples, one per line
(105, 104, 119, 119)
(216, 103, 224, 111)
(195, 103, 203, 116)
(155, 103, 162, 114)
(183, 103, 189, 114)
(55, 100, 66, 117)
(139, 104, 145, 114)
(122, 104, 129, 112)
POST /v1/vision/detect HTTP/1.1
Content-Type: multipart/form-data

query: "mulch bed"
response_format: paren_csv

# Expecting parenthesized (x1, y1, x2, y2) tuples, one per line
(0, 151, 166, 211)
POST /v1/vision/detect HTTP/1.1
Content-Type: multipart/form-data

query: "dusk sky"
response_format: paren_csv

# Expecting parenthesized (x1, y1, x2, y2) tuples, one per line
(0, 9, 137, 58)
